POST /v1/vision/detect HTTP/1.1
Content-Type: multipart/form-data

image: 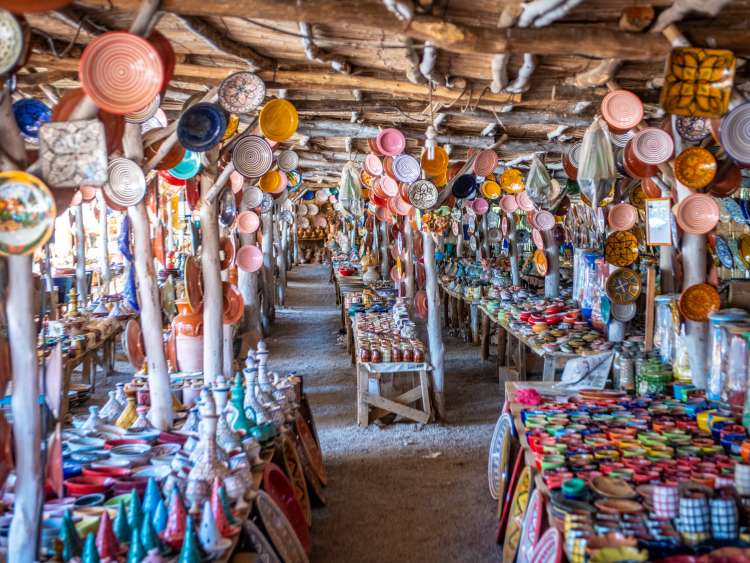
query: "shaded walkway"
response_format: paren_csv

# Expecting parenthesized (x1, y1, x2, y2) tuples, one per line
(266, 264, 502, 563)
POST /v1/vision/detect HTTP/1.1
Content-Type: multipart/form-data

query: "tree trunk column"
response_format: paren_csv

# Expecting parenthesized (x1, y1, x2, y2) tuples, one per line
(379, 219, 389, 280)
(423, 231, 446, 420)
(199, 186, 223, 386)
(75, 203, 87, 303)
(99, 197, 111, 295)
(261, 211, 275, 334)
(404, 219, 416, 299)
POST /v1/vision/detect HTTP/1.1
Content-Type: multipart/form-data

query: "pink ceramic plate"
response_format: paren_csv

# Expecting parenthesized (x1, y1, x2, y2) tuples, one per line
(517, 489, 544, 563)
(364, 154, 384, 176)
(632, 128, 674, 165)
(473, 149, 499, 177)
(676, 193, 719, 235)
(500, 194, 518, 214)
(532, 228, 544, 250)
(601, 89, 643, 131)
(229, 170, 245, 193)
(501, 216, 508, 236)
(236, 244, 263, 272)
(392, 154, 421, 183)
(393, 195, 413, 217)
(528, 528, 562, 563)
(533, 210, 555, 231)
(376, 128, 406, 156)
(473, 197, 489, 215)
(381, 176, 399, 198)
(375, 206, 393, 223)
(516, 191, 535, 212)
(237, 210, 260, 234)
(608, 202, 638, 231)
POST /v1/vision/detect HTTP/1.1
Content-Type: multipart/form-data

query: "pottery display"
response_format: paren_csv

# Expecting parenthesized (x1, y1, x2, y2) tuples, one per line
(172, 299, 203, 374)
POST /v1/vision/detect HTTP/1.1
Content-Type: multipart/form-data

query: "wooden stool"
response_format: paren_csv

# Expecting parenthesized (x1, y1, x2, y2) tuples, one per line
(356, 362, 432, 426)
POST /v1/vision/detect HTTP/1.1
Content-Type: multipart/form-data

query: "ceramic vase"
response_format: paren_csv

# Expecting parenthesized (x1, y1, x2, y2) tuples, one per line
(173, 299, 203, 373)
(211, 377, 243, 454)
(115, 389, 138, 429)
(99, 391, 124, 423)
(186, 415, 228, 510)
(244, 361, 273, 425)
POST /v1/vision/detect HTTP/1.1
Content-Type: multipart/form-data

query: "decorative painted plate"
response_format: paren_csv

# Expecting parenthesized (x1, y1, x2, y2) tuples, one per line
(183, 255, 203, 313)
(375, 128, 406, 156)
(488, 413, 515, 500)
(39, 119, 108, 188)
(715, 235, 734, 269)
(168, 150, 201, 180)
(533, 210, 555, 232)
(500, 168, 525, 194)
(125, 319, 145, 369)
(473, 149, 499, 177)
(421, 146, 448, 176)
(124, 94, 160, 124)
(497, 447, 523, 544)
(606, 268, 641, 305)
(721, 102, 750, 165)
(392, 154, 421, 183)
(277, 150, 299, 172)
(233, 135, 274, 179)
(674, 147, 717, 190)
(0, 171, 55, 256)
(661, 47, 735, 118)
(222, 282, 244, 325)
(679, 283, 720, 321)
(218, 71, 266, 114)
(631, 128, 674, 165)
(280, 433, 312, 527)
(254, 490, 309, 563)
(177, 102, 227, 152)
(601, 89, 643, 132)
(295, 438, 326, 506)
(263, 462, 311, 553)
(528, 528, 562, 563)
(242, 519, 282, 563)
(0, 10, 24, 76)
(104, 158, 146, 208)
(676, 116, 711, 142)
(605, 231, 639, 267)
(12, 98, 51, 143)
(611, 302, 637, 322)
(480, 180, 501, 200)
(739, 234, 750, 269)
(608, 203, 638, 232)
(407, 180, 438, 210)
(503, 465, 533, 563)
(79, 31, 164, 115)
(259, 99, 298, 142)
(517, 489, 544, 563)
(296, 413, 326, 486)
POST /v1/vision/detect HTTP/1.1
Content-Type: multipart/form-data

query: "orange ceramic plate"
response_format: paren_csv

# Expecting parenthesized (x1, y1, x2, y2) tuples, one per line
(605, 231, 639, 267)
(606, 268, 641, 305)
(674, 146, 717, 190)
(533, 249, 548, 275)
(420, 146, 448, 176)
(679, 283, 720, 321)
(258, 99, 298, 142)
(499, 168, 525, 194)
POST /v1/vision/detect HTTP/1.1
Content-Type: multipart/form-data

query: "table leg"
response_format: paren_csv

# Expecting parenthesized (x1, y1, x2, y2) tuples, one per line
(542, 356, 556, 382)
(480, 311, 490, 361)
(442, 290, 449, 329)
(470, 303, 480, 346)
(356, 365, 369, 427)
(518, 341, 527, 380)
(419, 370, 432, 421)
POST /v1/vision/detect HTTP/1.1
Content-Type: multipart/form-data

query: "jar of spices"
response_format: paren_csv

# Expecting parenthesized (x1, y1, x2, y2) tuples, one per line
(370, 347, 382, 363)
(392, 345, 403, 363)
(402, 345, 414, 363)
(381, 344, 392, 363)
(413, 346, 425, 363)
(359, 346, 371, 363)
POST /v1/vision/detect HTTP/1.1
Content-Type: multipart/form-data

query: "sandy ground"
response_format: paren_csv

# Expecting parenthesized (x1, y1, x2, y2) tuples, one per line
(267, 264, 503, 563)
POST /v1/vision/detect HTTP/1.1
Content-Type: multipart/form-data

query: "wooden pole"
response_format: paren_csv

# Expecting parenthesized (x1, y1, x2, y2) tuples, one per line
(278, 220, 288, 306)
(7, 256, 42, 562)
(74, 203, 87, 303)
(123, 123, 173, 430)
(238, 230, 262, 348)
(222, 323, 233, 378)
(508, 214, 520, 285)
(423, 231, 445, 420)
(480, 214, 490, 259)
(99, 197, 111, 295)
(261, 211, 275, 334)
(543, 231, 560, 298)
(379, 219, 389, 281)
(404, 219, 415, 300)
(199, 154, 223, 386)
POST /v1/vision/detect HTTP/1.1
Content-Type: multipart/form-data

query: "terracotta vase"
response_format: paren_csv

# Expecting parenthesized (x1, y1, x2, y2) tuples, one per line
(172, 299, 203, 373)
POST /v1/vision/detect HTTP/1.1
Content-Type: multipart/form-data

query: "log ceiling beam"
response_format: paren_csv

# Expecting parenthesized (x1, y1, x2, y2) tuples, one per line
(74, 0, 750, 59)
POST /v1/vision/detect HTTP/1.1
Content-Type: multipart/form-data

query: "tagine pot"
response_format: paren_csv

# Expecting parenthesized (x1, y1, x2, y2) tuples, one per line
(172, 300, 203, 373)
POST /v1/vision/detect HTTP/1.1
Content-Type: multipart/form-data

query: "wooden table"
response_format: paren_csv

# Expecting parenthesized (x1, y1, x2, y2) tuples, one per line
(438, 282, 481, 345)
(356, 360, 433, 426)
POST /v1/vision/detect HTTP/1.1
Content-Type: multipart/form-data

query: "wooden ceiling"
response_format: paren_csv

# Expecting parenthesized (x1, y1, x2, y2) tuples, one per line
(14, 0, 750, 184)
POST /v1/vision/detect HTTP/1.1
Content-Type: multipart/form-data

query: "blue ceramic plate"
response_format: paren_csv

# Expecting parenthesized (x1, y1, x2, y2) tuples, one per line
(722, 198, 745, 224)
(12, 98, 51, 143)
(452, 174, 477, 199)
(715, 235, 734, 269)
(177, 102, 227, 152)
(168, 150, 201, 179)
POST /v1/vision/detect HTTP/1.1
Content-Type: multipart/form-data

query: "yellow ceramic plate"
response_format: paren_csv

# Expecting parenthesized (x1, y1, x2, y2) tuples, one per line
(629, 184, 646, 211)
(674, 146, 717, 190)
(499, 168, 525, 194)
(533, 249, 548, 275)
(679, 283, 720, 321)
(606, 268, 642, 305)
(502, 465, 532, 563)
(223, 113, 240, 140)
(259, 99, 299, 142)
(481, 180, 501, 200)
(259, 170, 281, 193)
(605, 231, 639, 267)
(0, 171, 56, 256)
(420, 146, 448, 177)
(740, 234, 750, 268)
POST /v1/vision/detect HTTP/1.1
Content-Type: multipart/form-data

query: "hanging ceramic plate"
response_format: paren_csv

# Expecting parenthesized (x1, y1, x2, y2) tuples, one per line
(375, 128, 406, 156)
(0, 171, 55, 256)
(392, 154, 421, 183)
(675, 193, 719, 235)
(262, 463, 311, 553)
(676, 116, 711, 143)
(104, 158, 146, 208)
(715, 235, 734, 268)
(222, 283, 244, 324)
(679, 283, 720, 321)
(407, 179, 438, 210)
(236, 244, 263, 273)
(218, 71, 266, 114)
(532, 228, 544, 250)
(601, 89, 643, 132)
(364, 154, 383, 176)
(13, 98, 51, 144)
(720, 102, 750, 165)
(500, 195, 519, 215)
(259, 99, 298, 142)
(631, 128, 674, 165)
(517, 489, 544, 563)
(528, 528, 562, 563)
(516, 191, 534, 212)
(533, 210, 555, 232)
(473, 149, 499, 177)
(168, 150, 201, 180)
(611, 301, 637, 322)
(233, 135, 273, 179)
(606, 268, 641, 305)
(277, 150, 299, 172)
(0, 10, 24, 76)
(243, 186, 264, 210)
(421, 146, 448, 176)
(604, 231, 639, 267)
(254, 490, 309, 563)
(534, 249, 548, 275)
(177, 102, 227, 152)
(480, 180, 501, 200)
(219, 236, 235, 270)
(124, 94, 160, 124)
(79, 31, 163, 115)
(674, 147, 717, 190)
(499, 168, 525, 194)
(183, 255, 203, 313)
(488, 413, 515, 500)
(280, 434, 312, 527)
(502, 465, 533, 563)
(237, 210, 260, 234)
(241, 520, 282, 563)
(608, 203, 638, 232)
(125, 319, 145, 369)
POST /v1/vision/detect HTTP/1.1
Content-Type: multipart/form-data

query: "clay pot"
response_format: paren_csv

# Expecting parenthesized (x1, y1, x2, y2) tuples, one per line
(173, 299, 203, 373)
(623, 139, 657, 179)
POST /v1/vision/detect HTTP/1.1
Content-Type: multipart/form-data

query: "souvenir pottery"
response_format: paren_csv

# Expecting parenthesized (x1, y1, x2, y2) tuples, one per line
(172, 299, 203, 373)
(125, 95, 160, 124)
(606, 268, 641, 305)
(186, 415, 228, 510)
(237, 210, 260, 234)
(113, 497, 131, 543)
(12, 98, 51, 143)
(679, 283, 720, 321)
(721, 102, 750, 165)
(392, 154, 421, 183)
(674, 147, 717, 189)
(517, 489, 544, 563)
(676, 116, 711, 142)
(198, 499, 231, 557)
(79, 32, 164, 115)
(608, 203, 638, 232)
(488, 413, 514, 501)
(168, 150, 201, 180)
(376, 128, 406, 156)
(503, 465, 532, 563)
(218, 71, 266, 114)
(104, 158, 147, 208)
(211, 377, 243, 454)
(473, 149, 499, 177)
(161, 490, 187, 550)
(152, 498, 168, 535)
(142, 477, 161, 517)
(0, 10, 24, 76)
(562, 142, 581, 180)
(236, 244, 263, 273)
(452, 175, 476, 199)
(500, 168, 525, 194)
(631, 128, 674, 165)
(52, 88, 125, 155)
(177, 102, 227, 152)
(139, 513, 160, 553)
(254, 490, 310, 561)
(676, 193, 719, 235)
(601, 89, 643, 132)
(177, 517, 200, 563)
(277, 149, 299, 172)
(605, 231, 639, 267)
(242, 520, 282, 563)
(82, 532, 99, 563)
(99, 391, 124, 424)
(258, 98, 298, 142)
(232, 135, 273, 179)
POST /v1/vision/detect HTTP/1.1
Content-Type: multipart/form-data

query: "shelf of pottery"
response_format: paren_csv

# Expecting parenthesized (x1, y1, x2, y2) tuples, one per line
(21, 341, 326, 562)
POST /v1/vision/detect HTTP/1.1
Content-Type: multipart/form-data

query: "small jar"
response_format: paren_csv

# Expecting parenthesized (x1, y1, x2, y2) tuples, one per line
(392, 345, 403, 363)
(370, 347, 382, 363)
(360, 346, 371, 363)
(413, 346, 425, 363)
(402, 345, 414, 363)
(381, 345, 392, 363)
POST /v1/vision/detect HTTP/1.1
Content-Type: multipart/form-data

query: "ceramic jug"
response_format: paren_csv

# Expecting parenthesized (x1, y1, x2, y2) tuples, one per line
(173, 299, 203, 373)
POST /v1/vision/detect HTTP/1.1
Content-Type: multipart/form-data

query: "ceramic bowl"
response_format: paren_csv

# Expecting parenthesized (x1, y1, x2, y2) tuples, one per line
(82, 466, 131, 479)
(177, 102, 227, 152)
(90, 458, 132, 470)
(109, 443, 151, 466)
(133, 464, 171, 481)
(67, 436, 106, 452)
(73, 493, 106, 507)
(12, 98, 51, 143)
(64, 475, 113, 497)
(111, 475, 150, 495)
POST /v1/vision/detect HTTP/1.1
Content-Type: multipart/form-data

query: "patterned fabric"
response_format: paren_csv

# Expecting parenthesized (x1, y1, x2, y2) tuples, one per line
(678, 496, 710, 534)
(653, 485, 679, 519)
(711, 497, 739, 540)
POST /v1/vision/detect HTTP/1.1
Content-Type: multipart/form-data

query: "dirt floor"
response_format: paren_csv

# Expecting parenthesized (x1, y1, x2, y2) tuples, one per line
(267, 264, 503, 563)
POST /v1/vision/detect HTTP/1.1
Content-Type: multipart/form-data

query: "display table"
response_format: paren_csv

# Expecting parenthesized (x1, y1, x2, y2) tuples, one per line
(439, 281, 481, 345)
(356, 360, 432, 426)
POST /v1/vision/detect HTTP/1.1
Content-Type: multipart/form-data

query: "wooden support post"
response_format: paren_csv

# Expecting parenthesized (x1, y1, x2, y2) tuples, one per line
(75, 203, 87, 303)
(543, 230, 560, 298)
(123, 122, 173, 430)
(7, 256, 42, 563)
(238, 216, 262, 351)
(222, 324, 233, 378)
(481, 309, 490, 360)
(423, 231, 445, 420)
(200, 160, 223, 386)
(277, 220, 288, 306)
(379, 219, 389, 281)
(404, 218, 415, 300)
(99, 196, 111, 295)
(481, 213, 490, 259)
(470, 303, 480, 346)
(508, 214, 520, 286)
(261, 211, 275, 334)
